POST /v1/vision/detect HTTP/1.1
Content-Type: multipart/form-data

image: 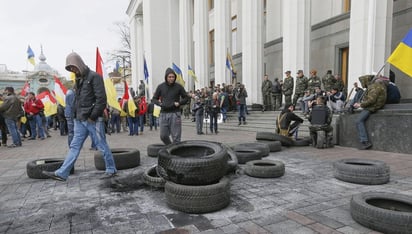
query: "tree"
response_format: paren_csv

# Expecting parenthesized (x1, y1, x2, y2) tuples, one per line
(109, 21, 131, 73)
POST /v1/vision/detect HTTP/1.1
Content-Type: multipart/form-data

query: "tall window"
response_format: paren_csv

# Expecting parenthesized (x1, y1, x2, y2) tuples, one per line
(343, 0, 351, 13)
(209, 30, 215, 64)
(231, 16, 237, 54)
(209, 0, 214, 11)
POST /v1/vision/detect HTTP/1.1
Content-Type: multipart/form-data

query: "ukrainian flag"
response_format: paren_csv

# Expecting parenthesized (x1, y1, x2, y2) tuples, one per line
(188, 65, 198, 83)
(27, 45, 35, 66)
(172, 63, 185, 87)
(387, 28, 412, 78)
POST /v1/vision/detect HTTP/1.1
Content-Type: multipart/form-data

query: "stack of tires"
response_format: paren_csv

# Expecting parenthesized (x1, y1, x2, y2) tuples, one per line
(157, 140, 231, 213)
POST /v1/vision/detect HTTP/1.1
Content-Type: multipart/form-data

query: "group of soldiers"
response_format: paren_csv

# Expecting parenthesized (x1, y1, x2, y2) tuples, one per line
(261, 69, 344, 111)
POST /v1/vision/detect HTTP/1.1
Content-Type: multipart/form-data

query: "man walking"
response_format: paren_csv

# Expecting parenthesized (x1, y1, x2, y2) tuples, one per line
(152, 68, 190, 145)
(42, 52, 117, 181)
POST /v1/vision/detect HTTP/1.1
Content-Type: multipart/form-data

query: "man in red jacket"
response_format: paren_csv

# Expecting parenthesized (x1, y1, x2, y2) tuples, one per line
(24, 92, 46, 140)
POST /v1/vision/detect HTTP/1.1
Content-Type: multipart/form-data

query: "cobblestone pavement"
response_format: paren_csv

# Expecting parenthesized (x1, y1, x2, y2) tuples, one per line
(1, 122, 412, 234)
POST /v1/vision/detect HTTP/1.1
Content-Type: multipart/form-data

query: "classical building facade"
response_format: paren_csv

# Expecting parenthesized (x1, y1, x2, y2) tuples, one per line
(127, 0, 412, 104)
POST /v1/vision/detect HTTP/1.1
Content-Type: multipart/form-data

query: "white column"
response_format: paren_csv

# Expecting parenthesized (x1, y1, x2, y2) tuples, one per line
(214, 0, 231, 86)
(282, 0, 310, 76)
(135, 14, 144, 93)
(266, 0, 282, 42)
(194, 0, 209, 89)
(348, 0, 393, 87)
(179, 0, 193, 90)
(242, 0, 263, 105)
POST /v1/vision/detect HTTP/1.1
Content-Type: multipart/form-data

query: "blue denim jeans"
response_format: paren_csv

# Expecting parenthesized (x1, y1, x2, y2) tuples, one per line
(127, 116, 139, 135)
(356, 109, 370, 142)
(5, 118, 21, 145)
(29, 114, 45, 139)
(55, 118, 117, 179)
(238, 104, 246, 122)
(138, 115, 145, 132)
(66, 117, 74, 146)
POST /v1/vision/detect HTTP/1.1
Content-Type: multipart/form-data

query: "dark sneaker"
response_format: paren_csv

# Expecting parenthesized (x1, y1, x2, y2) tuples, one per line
(359, 141, 372, 150)
(100, 172, 118, 180)
(42, 171, 66, 181)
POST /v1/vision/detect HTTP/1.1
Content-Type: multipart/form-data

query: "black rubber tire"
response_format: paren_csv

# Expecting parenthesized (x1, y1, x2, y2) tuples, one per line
(27, 158, 74, 179)
(232, 142, 270, 157)
(271, 133, 294, 147)
(333, 158, 390, 185)
(94, 148, 140, 170)
(245, 160, 285, 178)
(256, 132, 278, 141)
(143, 165, 166, 188)
(147, 144, 166, 157)
(165, 177, 230, 214)
(257, 140, 282, 152)
(234, 149, 262, 164)
(157, 140, 228, 185)
(350, 192, 412, 234)
(292, 138, 311, 147)
(251, 103, 263, 111)
(225, 146, 238, 174)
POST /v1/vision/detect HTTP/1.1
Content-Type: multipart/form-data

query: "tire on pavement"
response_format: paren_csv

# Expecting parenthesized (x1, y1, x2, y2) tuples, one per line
(292, 138, 311, 147)
(94, 148, 140, 170)
(27, 158, 74, 179)
(257, 140, 282, 152)
(147, 144, 166, 157)
(350, 192, 412, 233)
(165, 177, 230, 214)
(225, 146, 238, 174)
(143, 164, 166, 188)
(233, 142, 270, 157)
(245, 160, 285, 178)
(256, 132, 278, 141)
(333, 158, 390, 185)
(234, 149, 262, 164)
(157, 140, 227, 185)
(271, 133, 294, 147)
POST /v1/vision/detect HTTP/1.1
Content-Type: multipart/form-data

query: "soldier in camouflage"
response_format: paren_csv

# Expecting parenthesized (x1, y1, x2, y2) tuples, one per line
(353, 75, 387, 150)
(293, 70, 308, 107)
(307, 69, 322, 94)
(334, 74, 345, 92)
(322, 70, 336, 92)
(261, 74, 273, 111)
(282, 71, 294, 108)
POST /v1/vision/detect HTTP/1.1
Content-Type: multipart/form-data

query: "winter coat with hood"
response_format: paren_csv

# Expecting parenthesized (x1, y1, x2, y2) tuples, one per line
(358, 75, 387, 113)
(65, 52, 107, 121)
(152, 68, 189, 113)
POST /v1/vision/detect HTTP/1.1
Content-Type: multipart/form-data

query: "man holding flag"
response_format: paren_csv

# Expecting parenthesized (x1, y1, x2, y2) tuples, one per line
(42, 52, 117, 181)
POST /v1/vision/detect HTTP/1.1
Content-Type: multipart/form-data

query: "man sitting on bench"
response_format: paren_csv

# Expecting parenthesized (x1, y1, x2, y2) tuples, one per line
(308, 96, 333, 148)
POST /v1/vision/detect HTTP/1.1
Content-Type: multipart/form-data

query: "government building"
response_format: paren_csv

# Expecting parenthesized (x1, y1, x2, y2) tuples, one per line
(126, 0, 412, 104)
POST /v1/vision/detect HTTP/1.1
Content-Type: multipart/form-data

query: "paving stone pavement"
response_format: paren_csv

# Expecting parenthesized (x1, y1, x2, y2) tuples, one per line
(1, 122, 412, 234)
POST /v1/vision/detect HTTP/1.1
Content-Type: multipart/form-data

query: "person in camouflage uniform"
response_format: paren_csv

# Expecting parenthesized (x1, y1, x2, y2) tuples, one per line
(308, 69, 322, 94)
(261, 74, 273, 111)
(293, 70, 308, 107)
(271, 78, 282, 110)
(322, 70, 336, 92)
(353, 75, 387, 150)
(308, 96, 333, 148)
(334, 74, 345, 92)
(282, 71, 294, 108)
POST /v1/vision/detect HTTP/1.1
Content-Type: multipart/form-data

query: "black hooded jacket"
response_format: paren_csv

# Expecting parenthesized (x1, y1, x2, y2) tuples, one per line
(65, 52, 107, 121)
(152, 68, 189, 113)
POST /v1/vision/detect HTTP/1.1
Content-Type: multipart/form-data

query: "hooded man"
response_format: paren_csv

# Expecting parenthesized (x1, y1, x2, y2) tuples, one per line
(42, 52, 117, 181)
(353, 74, 387, 150)
(152, 67, 190, 145)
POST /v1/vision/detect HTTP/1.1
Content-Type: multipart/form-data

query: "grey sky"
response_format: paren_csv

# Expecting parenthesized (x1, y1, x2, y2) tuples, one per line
(0, 0, 129, 77)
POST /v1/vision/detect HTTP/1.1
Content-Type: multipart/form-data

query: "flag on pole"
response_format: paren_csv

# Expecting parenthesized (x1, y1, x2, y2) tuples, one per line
(122, 80, 137, 117)
(226, 52, 236, 76)
(96, 47, 121, 111)
(144, 57, 149, 83)
(21, 82, 30, 97)
(172, 63, 185, 87)
(115, 60, 120, 72)
(36, 91, 57, 117)
(27, 45, 35, 66)
(54, 76, 68, 107)
(387, 28, 412, 78)
(188, 65, 198, 83)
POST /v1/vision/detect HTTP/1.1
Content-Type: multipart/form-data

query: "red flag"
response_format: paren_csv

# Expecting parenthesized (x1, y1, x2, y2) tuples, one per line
(21, 82, 30, 96)
(36, 91, 57, 116)
(121, 80, 130, 108)
(96, 47, 104, 77)
(54, 76, 68, 106)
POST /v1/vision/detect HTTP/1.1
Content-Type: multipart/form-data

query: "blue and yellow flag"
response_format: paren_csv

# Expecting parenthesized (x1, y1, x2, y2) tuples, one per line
(27, 45, 35, 66)
(188, 65, 198, 83)
(226, 52, 236, 77)
(144, 57, 149, 83)
(172, 63, 185, 87)
(387, 28, 412, 78)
